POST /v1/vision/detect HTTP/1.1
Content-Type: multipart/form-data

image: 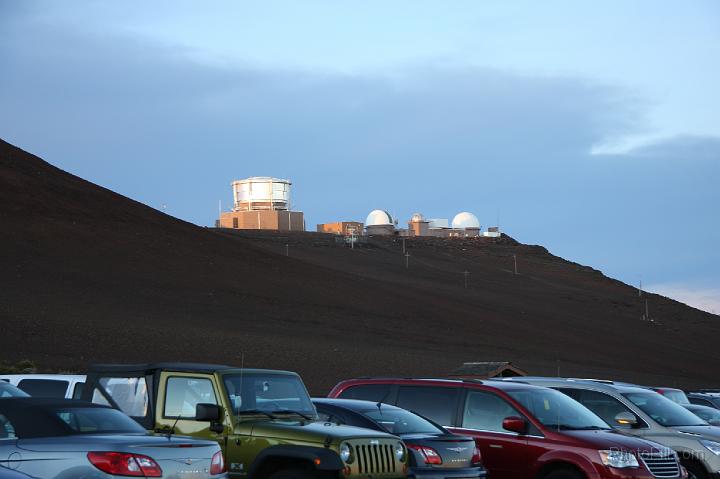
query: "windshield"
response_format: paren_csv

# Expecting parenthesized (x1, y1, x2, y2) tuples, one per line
(224, 373, 316, 418)
(659, 390, 690, 405)
(623, 392, 707, 427)
(508, 388, 610, 430)
(0, 383, 29, 398)
(362, 406, 443, 435)
(689, 407, 720, 423)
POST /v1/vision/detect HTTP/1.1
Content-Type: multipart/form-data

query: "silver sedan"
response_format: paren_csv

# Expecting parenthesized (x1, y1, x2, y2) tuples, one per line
(0, 398, 228, 478)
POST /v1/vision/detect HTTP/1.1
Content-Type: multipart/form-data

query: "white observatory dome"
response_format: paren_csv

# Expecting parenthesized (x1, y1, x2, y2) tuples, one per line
(451, 212, 480, 229)
(410, 212, 425, 223)
(366, 209, 393, 226)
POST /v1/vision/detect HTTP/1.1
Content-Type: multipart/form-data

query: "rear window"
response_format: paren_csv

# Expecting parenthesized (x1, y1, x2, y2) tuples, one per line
(363, 407, 443, 435)
(17, 379, 68, 398)
(55, 407, 146, 435)
(396, 386, 460, 426)
(338, 384, 392, 402)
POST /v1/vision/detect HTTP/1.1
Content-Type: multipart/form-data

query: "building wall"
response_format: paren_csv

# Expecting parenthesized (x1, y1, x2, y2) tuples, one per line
(408, 221, 430, 236)
(316, 221, 364, 235)
(366, 224, 396, 236)
(219, 210, 304, 231)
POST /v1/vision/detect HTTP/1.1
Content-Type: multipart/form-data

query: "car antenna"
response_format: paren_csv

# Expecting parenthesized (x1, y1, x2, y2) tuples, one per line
(167, 414, 183, 439)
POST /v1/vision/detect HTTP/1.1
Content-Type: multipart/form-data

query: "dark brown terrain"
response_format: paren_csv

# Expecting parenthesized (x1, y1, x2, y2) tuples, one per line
(1, 138, 718, 394)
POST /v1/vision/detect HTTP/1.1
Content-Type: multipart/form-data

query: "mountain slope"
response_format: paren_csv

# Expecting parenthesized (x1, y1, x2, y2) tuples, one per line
(1, 138, 717, 393)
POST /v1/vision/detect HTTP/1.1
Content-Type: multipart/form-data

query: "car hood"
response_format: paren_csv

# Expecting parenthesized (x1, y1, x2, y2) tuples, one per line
(673, 424, 720, 440)
(17, 433, 218, 455)
(562, 429, 671, 453)
(247, 420, 399, 442)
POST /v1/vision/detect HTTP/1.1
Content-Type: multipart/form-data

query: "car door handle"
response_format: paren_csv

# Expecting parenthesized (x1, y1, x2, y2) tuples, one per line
(489, 444, 503, 449)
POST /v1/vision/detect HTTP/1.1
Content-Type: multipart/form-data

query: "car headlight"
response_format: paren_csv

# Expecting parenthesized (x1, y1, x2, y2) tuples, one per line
(340, 443, 353, 463)
(701, 440, 720, 456)
(394, 442, 406, 461)
(598, 450, 639, 468)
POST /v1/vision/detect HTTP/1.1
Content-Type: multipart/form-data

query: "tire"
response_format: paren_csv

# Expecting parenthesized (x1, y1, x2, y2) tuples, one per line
(544, 468, 584, 479)
(681, 460, 708, 479)
(267, 468, 316, 479)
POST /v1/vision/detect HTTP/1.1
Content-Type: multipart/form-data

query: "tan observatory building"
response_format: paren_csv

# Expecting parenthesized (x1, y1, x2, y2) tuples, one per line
(218, 177, 304, 231)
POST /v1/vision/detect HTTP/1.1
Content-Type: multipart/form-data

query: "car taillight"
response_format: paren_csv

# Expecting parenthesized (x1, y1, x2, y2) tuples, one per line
(210, 450, 226, 474)
(87, 452, 162, 477)
(407, 445, 443, 465)
(471, 446, 482, 465)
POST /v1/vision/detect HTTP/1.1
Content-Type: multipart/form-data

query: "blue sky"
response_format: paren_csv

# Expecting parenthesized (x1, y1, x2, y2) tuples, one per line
(1, 1, 719, 312)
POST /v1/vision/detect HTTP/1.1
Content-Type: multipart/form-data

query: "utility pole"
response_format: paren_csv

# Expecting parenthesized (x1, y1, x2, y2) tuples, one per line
(285, 244, 289, 257)
(402, 238, 406, 254)
(645, 299, 649, 321)
(404, 252, 410, 269)
(513, 254, 518, 275)
(638, 279, 643, 297)
(463, 270, 470, 289)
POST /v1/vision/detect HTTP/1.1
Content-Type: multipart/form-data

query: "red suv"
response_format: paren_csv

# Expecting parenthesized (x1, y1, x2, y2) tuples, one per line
(329, 378, 685, 479)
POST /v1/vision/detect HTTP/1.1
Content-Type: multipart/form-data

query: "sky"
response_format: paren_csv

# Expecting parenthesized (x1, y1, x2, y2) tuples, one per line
(1, 1, 719, 313)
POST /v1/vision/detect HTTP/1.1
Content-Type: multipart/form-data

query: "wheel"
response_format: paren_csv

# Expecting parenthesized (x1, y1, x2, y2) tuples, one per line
(544, 468, 584, 479)
(681, 460, 708, 479)
(267, 468, 316, 479)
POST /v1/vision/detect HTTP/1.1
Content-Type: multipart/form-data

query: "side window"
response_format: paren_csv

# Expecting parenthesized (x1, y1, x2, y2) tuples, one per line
(164, 377, 217, 419)
(96, 377, 149, 418)
(72, 382, 85, 400)
(689, 398, 713, 407)
(17, 379, 68, 398)
(0, 414, 17, 439)
(558, 388, 640, 429)
(339, 384, 392, 403)
(462, 390, 521, 432)
(396, 386, 460, 426)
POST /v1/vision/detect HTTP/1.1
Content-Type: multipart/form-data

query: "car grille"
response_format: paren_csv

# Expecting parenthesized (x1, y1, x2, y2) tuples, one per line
(640, 452, 680, 478)
(354, 443, 397, 475)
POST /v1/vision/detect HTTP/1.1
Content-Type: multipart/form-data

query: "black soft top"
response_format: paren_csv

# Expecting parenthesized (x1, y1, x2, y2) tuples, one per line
(0, 398, 110, 438)
(88, 362, 234, 374)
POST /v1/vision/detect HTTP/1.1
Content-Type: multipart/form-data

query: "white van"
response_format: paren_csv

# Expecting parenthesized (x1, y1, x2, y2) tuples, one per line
(0, 374, 86, 399)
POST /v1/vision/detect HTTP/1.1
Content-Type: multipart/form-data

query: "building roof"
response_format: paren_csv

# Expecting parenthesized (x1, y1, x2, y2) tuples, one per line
(448, 361, 528, 378)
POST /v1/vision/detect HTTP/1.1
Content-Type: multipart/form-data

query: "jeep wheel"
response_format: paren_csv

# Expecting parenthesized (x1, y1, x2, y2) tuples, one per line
(268, 468, 316, 479)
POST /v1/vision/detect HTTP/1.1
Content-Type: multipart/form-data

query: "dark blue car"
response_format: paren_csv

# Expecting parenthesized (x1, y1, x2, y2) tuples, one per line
(313, 398, 487, 479)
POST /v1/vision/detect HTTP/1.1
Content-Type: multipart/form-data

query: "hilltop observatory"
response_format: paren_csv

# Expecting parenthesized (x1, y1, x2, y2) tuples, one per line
(219, 177, 304, 231)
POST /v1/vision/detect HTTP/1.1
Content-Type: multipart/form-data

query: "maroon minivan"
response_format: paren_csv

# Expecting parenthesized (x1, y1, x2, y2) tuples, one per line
(329, 378, 686, 479)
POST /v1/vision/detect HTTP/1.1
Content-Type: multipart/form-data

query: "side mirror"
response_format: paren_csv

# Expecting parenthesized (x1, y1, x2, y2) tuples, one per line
(502, 416, 528, 435)
(614, 411, 638, 427)
(196, 403, 222, 422)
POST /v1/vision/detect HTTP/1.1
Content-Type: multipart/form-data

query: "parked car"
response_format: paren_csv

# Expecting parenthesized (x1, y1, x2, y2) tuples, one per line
(313, 398, 487, 479)
(0, 374, 85, 399)
(683, 404, 720, 426)
(502, 377, 720, 479)
(0, 397, 227, 478)
(328, 378, 683, 479)
(82, 363, 408, 479)
(0, 383, 28, 398)
(651, 387, 691, 405)
(687, 392, 720, 410)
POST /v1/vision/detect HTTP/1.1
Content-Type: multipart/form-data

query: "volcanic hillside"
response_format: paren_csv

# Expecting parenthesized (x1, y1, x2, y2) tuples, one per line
(1, 138, 718, 393)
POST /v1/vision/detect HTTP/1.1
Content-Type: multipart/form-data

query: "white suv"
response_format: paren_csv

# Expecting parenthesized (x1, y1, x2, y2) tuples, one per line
(0, 374, 86, 399)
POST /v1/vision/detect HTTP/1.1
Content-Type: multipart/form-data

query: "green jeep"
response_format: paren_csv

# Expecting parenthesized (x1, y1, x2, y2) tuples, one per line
(82, 363, 407, 479)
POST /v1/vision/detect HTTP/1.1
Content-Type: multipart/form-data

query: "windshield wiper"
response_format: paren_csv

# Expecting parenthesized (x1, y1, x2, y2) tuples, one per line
(271, 409, 314, 420)
(238, 409, 277, 419)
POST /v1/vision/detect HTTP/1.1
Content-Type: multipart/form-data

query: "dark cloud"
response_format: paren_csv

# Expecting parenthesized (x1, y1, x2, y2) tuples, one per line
(0, 9, 717, 291)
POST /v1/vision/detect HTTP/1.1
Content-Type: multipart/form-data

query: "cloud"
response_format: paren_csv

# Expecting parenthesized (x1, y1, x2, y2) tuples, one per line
(0, 6, 718, 297)
(647, 284, 720, 316)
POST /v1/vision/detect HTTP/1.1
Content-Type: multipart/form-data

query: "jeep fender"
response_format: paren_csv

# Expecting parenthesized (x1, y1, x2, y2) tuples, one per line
(247, 445, 345, 476)
(532, 449, 601, 479)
